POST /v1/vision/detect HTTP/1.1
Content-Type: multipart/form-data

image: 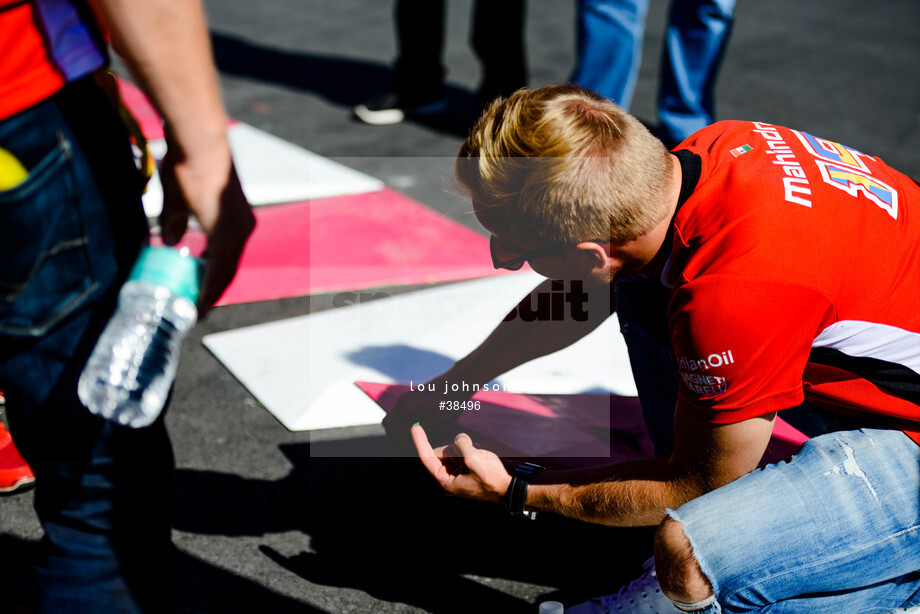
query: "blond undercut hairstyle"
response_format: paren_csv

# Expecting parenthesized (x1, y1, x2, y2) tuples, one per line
(455, 84, 672, 247)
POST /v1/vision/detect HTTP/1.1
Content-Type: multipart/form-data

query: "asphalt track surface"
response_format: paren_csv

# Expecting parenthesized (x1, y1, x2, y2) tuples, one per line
(2, 1, 919, 612)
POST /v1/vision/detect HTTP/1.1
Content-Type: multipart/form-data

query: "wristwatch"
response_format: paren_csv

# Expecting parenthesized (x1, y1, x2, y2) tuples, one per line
(506, 461, 545, 520)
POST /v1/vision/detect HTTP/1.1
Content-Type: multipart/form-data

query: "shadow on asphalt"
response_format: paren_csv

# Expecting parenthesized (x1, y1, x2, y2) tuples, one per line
(172, 440, 655, 613)
(209, 31, 483, 139)
(0, 533, 322, 614)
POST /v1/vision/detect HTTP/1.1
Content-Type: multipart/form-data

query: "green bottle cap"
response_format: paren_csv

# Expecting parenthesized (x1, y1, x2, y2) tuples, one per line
(128, 245, 202, 304)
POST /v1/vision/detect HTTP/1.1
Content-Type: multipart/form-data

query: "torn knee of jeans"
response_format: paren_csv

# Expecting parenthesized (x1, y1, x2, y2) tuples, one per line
(654, 514, 715, 605)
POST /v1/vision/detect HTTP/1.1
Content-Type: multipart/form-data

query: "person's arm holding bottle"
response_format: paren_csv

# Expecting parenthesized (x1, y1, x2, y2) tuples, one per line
(94, 0, 255, 315)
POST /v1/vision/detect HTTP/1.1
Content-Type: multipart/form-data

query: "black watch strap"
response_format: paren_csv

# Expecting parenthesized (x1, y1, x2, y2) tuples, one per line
(507, 461, 544, 519)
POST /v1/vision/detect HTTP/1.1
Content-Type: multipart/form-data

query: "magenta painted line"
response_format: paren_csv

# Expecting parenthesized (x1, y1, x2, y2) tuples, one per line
(355, 381, 634, 464)
(772, 416, 809, 445)
(356, 381, 809, 469)
(154, 189, 511, 306)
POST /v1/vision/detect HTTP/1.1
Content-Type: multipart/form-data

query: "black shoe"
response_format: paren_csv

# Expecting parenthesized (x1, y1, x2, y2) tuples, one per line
(353, 88, 448, 126)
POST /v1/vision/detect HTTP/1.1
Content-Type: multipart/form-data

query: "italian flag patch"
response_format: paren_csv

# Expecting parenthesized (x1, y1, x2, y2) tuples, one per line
(730, 144, 753, 158)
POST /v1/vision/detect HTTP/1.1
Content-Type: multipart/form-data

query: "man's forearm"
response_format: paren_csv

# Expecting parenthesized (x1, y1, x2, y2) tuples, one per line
(524, 412, 777, 527)
(526, 457, 705, 527)
(95, 0, 231, 227)
(447, 278, 615, 385)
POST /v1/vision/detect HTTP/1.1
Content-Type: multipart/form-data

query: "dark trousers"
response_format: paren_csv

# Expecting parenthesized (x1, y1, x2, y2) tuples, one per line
(0, 77, 174, 613)
(393, 0, 528, 103)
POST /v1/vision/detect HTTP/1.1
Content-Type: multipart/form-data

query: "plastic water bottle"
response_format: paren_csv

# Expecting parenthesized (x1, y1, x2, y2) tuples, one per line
(78, 245, 201, 428)
(538, 601, 564, 614)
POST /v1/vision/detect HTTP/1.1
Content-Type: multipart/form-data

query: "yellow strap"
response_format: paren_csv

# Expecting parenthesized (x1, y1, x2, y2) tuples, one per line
(93, 69, 155, 188)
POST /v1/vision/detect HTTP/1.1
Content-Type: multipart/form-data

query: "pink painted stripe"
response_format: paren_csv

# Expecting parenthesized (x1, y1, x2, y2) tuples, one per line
(154, 189, 510, 305)
(356, 382, 809, 469)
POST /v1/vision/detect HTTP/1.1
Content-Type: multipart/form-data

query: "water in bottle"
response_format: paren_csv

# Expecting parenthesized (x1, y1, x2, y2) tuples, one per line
(78, 245, 201, 428)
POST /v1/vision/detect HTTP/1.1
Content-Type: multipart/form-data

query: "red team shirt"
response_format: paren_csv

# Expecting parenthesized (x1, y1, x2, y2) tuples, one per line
(0, 0, 108, 121)
(668, 121, 920, 444)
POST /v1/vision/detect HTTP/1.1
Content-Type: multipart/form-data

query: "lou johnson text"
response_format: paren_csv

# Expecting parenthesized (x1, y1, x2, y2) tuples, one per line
(408, 381, 511, 394)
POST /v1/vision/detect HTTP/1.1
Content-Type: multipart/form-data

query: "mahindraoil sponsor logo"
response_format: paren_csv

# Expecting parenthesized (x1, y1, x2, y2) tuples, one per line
(677, 350, 735, 396)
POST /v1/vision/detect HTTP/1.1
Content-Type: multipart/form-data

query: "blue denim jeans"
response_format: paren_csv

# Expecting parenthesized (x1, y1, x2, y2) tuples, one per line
(615, 278, 920, 612)
(571, 0, 735, 143)
(0, 77, 175, 613)
(670, 429, 920, 613)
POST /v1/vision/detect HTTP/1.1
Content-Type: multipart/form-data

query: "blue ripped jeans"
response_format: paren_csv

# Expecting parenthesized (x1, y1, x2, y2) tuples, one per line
(671, 429, 920, 613)
(615, 277, 920, 613)
(0, 77, 174, 613)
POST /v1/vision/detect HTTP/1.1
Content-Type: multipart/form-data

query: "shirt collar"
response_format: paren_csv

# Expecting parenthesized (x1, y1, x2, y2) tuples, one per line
(659, 149, 701, 288)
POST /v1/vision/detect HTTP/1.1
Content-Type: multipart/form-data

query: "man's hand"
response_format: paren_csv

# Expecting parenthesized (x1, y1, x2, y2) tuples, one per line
(411, 424, 511, 503)
(382, 381, 473, 447)
(159, 149, 254, 316)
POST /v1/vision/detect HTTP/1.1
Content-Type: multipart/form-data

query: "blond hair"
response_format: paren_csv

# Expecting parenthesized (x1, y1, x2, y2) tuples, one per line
(455, 84, 672, 246)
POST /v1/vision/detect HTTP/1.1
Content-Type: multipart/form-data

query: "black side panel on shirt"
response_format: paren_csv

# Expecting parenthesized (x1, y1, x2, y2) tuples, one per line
(809, 347, 920, 407)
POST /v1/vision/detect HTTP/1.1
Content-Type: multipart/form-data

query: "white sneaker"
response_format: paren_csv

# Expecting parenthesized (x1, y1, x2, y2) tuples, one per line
(353, 88, 447, 126)
(565, 557, 682, 614)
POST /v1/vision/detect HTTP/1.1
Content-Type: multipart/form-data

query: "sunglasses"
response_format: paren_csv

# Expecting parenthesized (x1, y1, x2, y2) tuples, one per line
(490, 235, 611, 270)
